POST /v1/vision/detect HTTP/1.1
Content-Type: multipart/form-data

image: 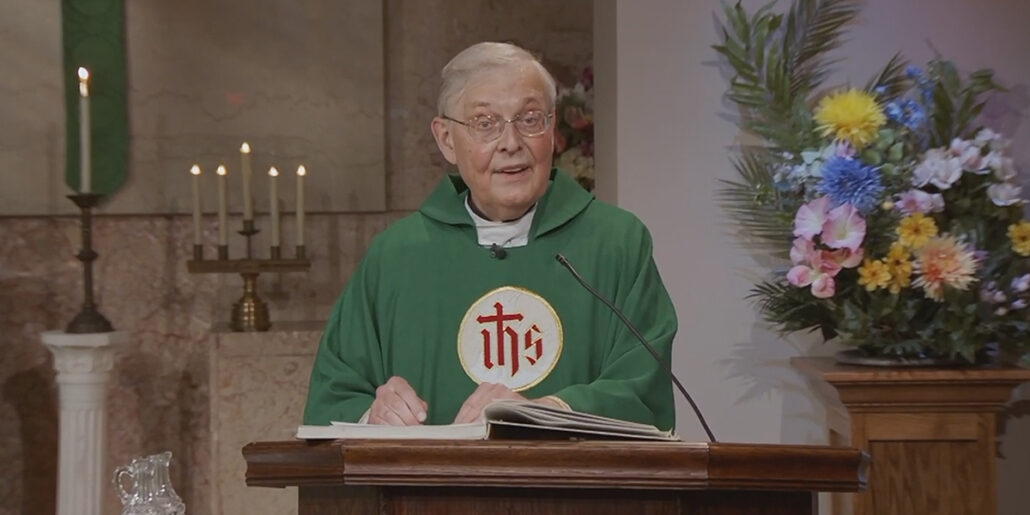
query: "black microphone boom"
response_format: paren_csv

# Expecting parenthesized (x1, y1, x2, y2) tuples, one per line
(555, 253, 717, 442)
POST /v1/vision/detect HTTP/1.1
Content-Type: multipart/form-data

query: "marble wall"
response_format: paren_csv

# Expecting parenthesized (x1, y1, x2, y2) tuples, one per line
(0, 1, 592, 514)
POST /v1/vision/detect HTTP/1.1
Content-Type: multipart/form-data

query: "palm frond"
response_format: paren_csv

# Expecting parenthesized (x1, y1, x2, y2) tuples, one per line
(783, 0, 862, 96)
(716, 150, 797, 251)
(865, 53, 909, 100)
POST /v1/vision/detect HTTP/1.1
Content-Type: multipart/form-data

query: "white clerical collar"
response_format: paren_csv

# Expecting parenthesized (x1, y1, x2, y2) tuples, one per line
(464, 196, 535, 248)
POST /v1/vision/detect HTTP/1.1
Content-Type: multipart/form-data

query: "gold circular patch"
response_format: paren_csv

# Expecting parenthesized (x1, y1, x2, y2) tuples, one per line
(457, 286, 563, 391)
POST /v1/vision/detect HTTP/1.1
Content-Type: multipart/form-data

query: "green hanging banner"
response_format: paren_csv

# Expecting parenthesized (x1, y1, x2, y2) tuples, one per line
(62, 0, 128, 196)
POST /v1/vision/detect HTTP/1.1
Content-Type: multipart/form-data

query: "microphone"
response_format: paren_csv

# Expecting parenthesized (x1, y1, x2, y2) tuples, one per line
(555, 253, 717, 442)
(489, 243, 507, 260)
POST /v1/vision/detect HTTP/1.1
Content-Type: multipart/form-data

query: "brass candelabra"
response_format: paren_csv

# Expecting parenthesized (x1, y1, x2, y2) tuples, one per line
(186, 220, 310, 331)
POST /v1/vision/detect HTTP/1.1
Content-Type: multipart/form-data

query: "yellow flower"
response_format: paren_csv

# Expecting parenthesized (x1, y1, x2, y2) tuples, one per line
(885, 242, 911, 268)
(913, 236, 979, 301)
(896, 213, 938, 249)
(888, 261, 912, 294)
(1009, 221, 1030, 256)
(858, 259, 892, 291)
(814, 89, 886, 149)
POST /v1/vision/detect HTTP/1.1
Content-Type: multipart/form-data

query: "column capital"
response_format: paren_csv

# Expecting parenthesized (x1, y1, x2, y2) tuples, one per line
(42, 330, 127, 376)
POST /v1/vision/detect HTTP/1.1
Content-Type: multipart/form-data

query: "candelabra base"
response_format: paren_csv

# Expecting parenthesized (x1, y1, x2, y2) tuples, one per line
(65, 308, 114, 334)
(230, 272, 271, 332)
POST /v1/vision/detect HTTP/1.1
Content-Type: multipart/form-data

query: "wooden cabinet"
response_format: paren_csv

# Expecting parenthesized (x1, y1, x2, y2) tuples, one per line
(793, 357, 1030, 515)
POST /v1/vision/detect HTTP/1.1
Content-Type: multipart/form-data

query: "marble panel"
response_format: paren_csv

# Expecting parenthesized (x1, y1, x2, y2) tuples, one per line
(209, 323, 322, 515)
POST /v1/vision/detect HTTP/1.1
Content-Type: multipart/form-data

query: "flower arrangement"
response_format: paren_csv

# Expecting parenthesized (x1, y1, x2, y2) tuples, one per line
(714, 0, 1029, 365)
(554, 66, 595, 191)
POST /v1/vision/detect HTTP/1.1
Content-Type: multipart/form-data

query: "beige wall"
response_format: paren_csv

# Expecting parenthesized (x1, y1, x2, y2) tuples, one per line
(599, 0, 1029, 512)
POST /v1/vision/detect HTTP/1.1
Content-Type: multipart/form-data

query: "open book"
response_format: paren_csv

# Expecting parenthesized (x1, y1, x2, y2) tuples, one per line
(296, 400, 678, 442)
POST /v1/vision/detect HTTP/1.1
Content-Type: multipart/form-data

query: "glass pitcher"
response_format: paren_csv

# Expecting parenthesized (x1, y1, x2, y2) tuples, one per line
(113, 451, 186, 515)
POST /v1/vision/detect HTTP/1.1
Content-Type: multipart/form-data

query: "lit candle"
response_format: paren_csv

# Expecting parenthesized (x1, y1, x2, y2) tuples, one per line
(77, 67, 91, 193)
(296, 165, 306, 247)
(216, 165, 228, 246)
(240, 142, 253, 220)
(268, 167, 280, 247)
(190, 165, 202, 246)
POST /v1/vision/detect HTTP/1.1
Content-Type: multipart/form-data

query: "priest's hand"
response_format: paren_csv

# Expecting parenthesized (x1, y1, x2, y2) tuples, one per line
(369, 376, 428, 425)
(453, 382, 526, 424)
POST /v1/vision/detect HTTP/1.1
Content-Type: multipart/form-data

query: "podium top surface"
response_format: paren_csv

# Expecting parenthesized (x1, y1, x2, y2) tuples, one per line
(243, 439, 867, 493)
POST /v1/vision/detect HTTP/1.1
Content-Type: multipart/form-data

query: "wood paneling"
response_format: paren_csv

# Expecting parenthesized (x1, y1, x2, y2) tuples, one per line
(243, 439, 866, 514)
(793, 357, 1030, 515)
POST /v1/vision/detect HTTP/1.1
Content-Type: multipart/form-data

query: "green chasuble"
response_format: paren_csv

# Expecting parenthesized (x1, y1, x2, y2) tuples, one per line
(304, 169, 678, 430)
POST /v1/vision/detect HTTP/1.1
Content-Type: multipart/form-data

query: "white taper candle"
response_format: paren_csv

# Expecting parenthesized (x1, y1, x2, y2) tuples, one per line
(269, 167, 280, 247)
(296, 165, 306, 247)
(77, 67, 91, 193)
(240, 143, 253, 220)
(216, 165, 228, 245)
(190, 165, 202, 245)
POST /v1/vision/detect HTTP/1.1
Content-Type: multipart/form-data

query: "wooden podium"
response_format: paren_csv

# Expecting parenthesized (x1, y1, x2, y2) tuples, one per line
(243, 439, 868, 514)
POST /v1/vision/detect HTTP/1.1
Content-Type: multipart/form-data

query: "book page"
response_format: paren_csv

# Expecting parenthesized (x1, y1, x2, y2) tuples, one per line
(296, 421, 484, 440)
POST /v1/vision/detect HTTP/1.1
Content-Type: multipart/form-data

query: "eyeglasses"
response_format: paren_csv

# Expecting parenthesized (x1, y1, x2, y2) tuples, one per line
(442, 109, 554, 143)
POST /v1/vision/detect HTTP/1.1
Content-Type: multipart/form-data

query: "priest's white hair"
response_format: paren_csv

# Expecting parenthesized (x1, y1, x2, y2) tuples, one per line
(437, 42, 557, 116)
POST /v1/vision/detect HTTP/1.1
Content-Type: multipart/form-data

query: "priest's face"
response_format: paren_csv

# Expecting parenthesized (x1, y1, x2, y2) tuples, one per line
(432, 63, 555, 221)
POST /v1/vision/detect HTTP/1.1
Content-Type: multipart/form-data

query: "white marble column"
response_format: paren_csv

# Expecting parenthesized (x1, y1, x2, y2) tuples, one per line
(42, 330, 126, 515)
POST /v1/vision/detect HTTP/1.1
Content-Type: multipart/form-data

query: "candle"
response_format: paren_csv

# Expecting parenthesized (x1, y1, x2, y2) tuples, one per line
(216, 165, 228, 245)
(240, 142, 253, 220)
(77, 67, 91, 193)
(190, 165, 202, 245)
(296, 165, 306, 247)
(268, 167, 280, 247)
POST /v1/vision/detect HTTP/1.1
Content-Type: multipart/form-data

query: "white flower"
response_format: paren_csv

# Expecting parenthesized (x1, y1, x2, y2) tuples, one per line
(896, 189, 945, 214)
(1012, 275, 1030, 292)
(949, 138, 973, 156)
(975, 128, 1003, 146)
(555, 147, 594, 180)
(962, 149, 986, 173)
(987, 182, 1024, 206)
(990, 155, 1017, 181)
(913, 148, 963, 189)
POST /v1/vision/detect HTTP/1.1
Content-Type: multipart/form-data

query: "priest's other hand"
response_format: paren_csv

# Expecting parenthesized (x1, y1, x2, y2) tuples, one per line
(453, 382, 526, 424)
(369, 376, 428, 425)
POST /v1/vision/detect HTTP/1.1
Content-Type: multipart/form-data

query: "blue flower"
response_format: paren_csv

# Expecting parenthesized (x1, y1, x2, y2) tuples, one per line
(815, 157, 885, 213)
(885, 98, 926, 131)
(904, 65, 924, 79)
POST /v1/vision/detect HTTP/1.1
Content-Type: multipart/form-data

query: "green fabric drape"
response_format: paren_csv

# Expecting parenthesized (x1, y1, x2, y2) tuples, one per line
(62, 0, 128, 195)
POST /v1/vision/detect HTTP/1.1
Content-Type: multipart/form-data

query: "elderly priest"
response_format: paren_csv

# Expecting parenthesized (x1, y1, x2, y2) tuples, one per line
(303, 41, 678, 430)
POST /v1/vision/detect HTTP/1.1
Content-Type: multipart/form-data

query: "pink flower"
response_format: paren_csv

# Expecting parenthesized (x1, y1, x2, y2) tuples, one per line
(793, 197, 831, 240)
(787, 253, 838, 298)
(821, 204, 866, 251)
(786, 239, 860, 299)
(564, 105, 590, 130)
(790, 237, 816, 265)
(824, 247, 864, 270)
(554, 131, 568, 154)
